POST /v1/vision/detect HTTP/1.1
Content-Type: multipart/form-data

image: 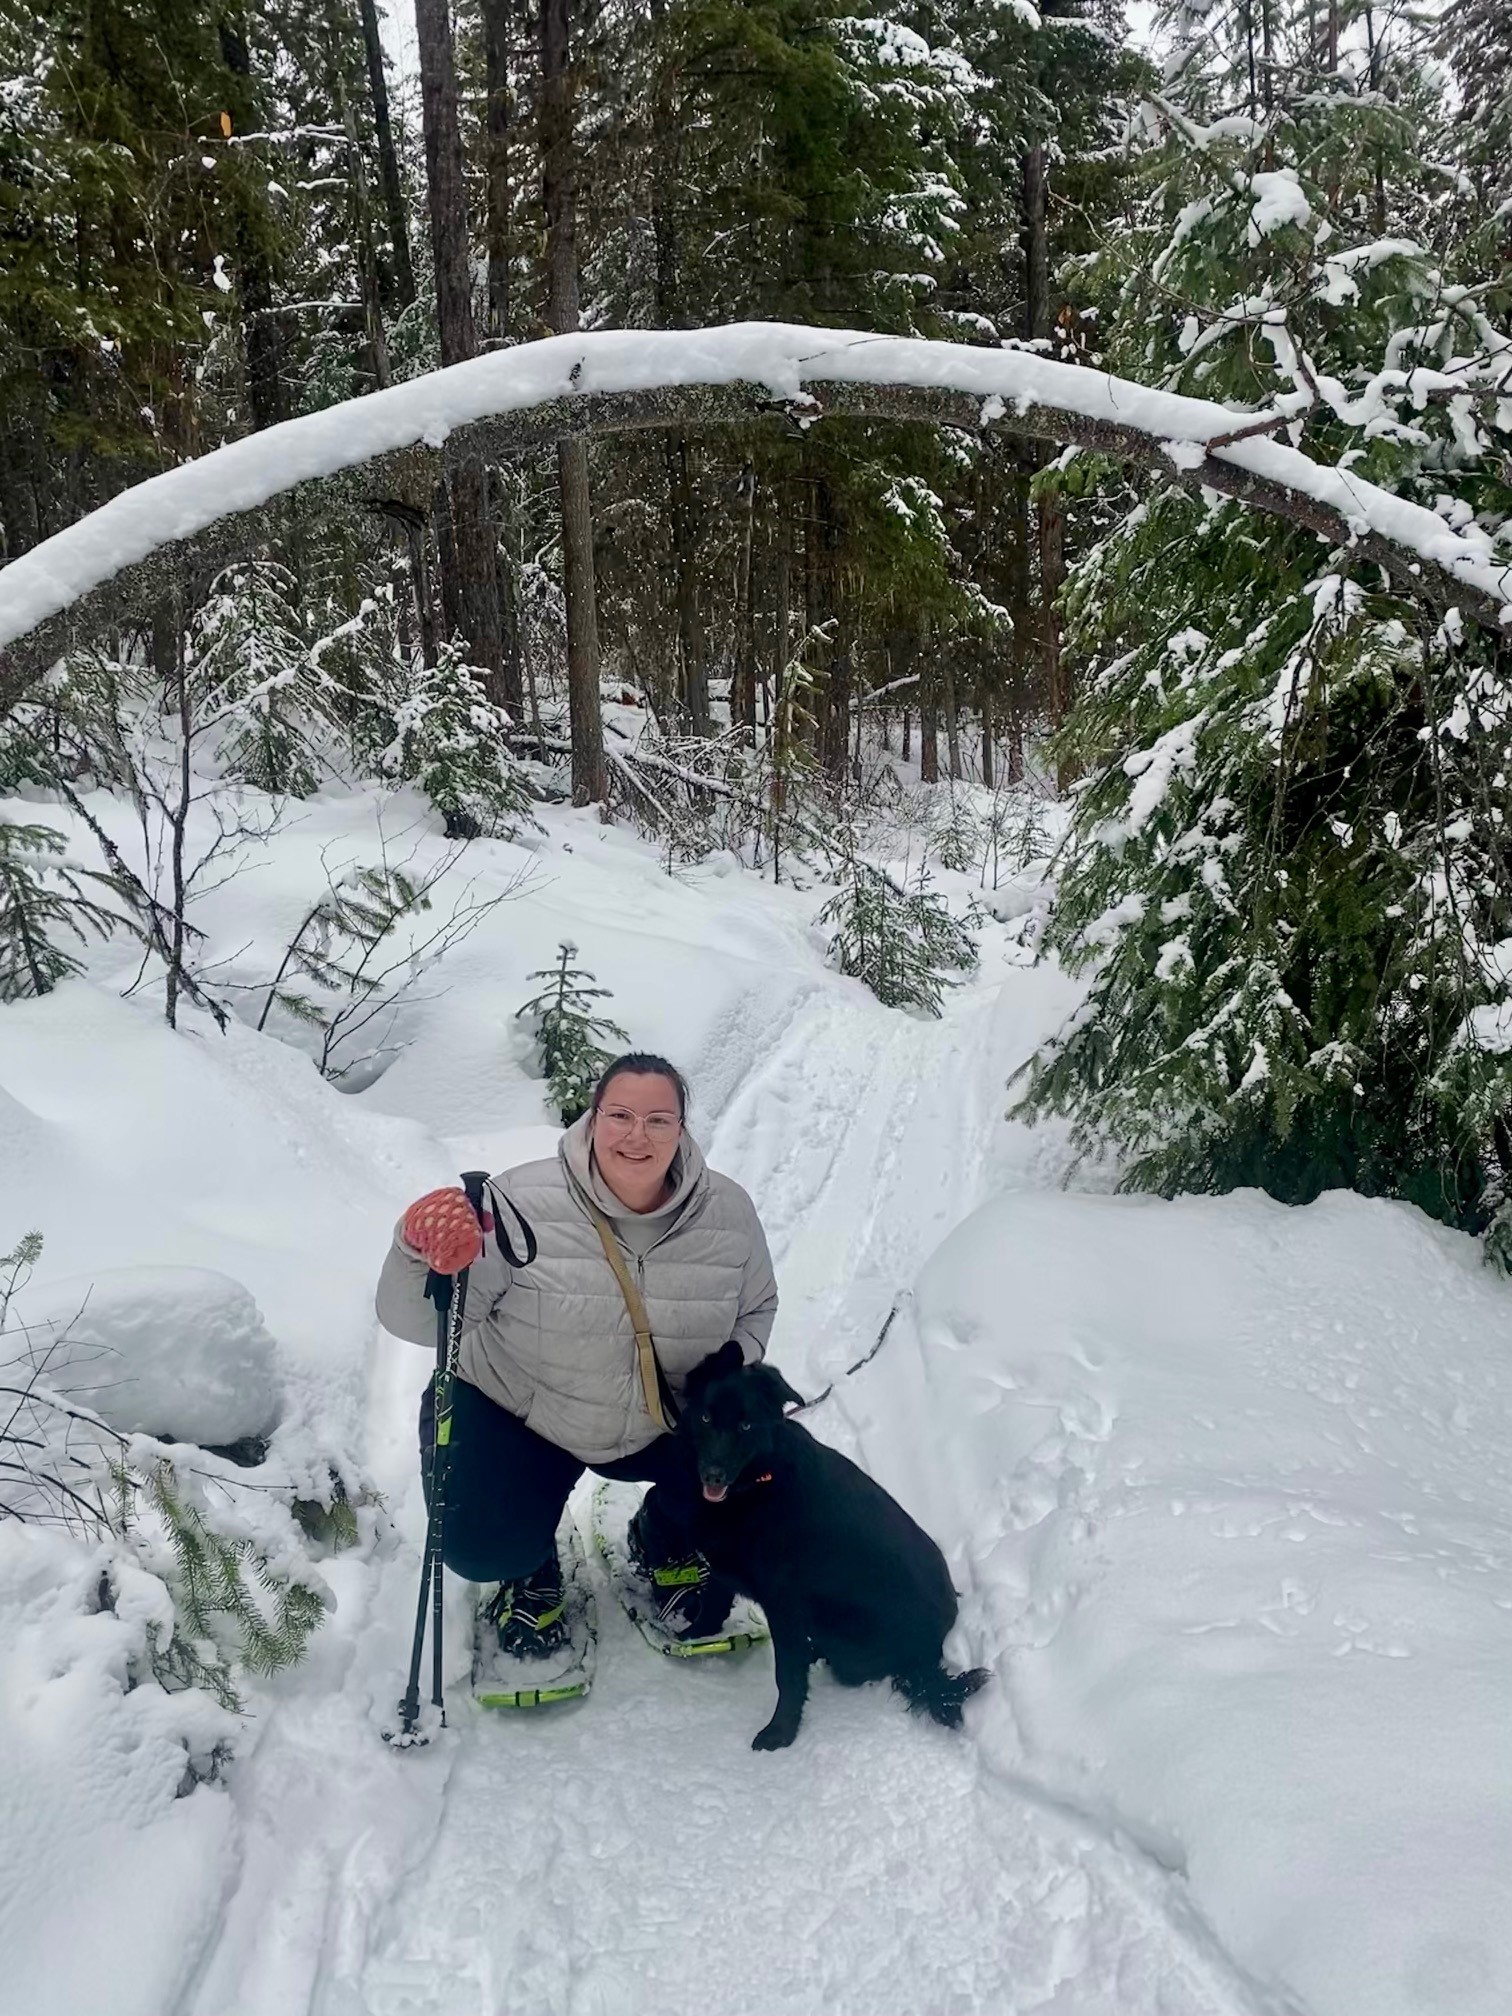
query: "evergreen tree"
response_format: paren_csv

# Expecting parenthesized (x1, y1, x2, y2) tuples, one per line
(143, 1461, 327, 1712)
(818, 856, 976, 1013)
(0, 820, 123, 1001)
(382, 639, 534, 837)
(186, 561, 326, 796)
(516, 943, 628, 1123)
(1018, 0, 1512, 1237)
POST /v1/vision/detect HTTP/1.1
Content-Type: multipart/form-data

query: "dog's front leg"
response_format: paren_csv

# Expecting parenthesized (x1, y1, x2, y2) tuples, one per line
(752, 1602, 811, 1751)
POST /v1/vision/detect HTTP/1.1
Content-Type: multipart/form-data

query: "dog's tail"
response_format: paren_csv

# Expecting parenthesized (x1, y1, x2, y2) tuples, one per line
(894, 1663, 991, 1729)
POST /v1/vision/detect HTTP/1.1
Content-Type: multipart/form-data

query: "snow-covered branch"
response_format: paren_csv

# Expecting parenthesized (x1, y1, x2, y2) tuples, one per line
(2, 324, 1509, 713)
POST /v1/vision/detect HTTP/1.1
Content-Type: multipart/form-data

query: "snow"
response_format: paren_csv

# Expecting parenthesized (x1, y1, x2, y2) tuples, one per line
(901, 1188, 1512, 2016)
(11, 1266, 282, 1445)
(2, 323, 1509, 659)
(4, 776, 1512, 2014)
(0, 1524, 240, 2016)
(1244, 170, 1312, 244)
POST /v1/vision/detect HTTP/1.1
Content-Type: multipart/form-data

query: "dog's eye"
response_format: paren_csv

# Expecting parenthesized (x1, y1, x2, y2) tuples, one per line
(738, 1421, 751, 1433)
(699, 1411, 711, 1425)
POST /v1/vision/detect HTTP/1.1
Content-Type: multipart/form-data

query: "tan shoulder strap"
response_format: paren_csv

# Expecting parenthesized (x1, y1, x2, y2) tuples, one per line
(587, 1205, 675, 1433)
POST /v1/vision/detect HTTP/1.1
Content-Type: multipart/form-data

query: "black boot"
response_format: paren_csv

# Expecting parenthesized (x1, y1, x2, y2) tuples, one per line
(483, 1551, 568, 1658)
(627, 1500, 733, 1638)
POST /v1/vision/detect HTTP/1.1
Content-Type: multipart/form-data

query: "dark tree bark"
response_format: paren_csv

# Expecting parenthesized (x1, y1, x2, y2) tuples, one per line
(482, 0, 512, 343)
(645, 0, 708, 733)
(770, 507, 791, 746)
(358, 0, 416, 307)
(1022, 138, 1067, 750)
(325, 4, 391, 391)
(414, 0, 505, 691)
(918, 614, 939, 783)
(1023, 144, 1050, 346)
(415, 0, 476, 371)
(668, 438, 709, 734)
(941, 648, 962, 781)
(541, 0, 606, 804)
(218, 17, 282, 432)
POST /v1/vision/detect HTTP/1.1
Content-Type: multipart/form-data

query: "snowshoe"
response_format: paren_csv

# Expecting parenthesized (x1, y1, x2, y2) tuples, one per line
(470, 1512, 597, 1708)
(592, 1478, 767, 1659)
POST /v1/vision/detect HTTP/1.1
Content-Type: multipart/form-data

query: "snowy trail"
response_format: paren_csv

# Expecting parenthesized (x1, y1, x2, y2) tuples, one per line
(183, 963, 1296, 2016)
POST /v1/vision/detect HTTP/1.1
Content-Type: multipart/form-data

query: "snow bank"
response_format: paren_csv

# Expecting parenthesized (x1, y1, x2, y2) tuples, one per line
(1, 324, 1507, 654)
(0, 969, 427, 1378)
(0, 1525, 239, 2016)
(12, 1265, 281, 1445)
(892, 1186, 1512, 2016)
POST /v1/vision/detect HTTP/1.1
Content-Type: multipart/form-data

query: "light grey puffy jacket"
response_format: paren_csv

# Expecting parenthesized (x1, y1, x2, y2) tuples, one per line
(375, 1114, 779, 1464)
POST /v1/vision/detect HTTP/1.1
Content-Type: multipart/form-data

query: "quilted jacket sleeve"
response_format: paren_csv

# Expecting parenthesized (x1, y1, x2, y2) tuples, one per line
(729, 1188, 779, 1363)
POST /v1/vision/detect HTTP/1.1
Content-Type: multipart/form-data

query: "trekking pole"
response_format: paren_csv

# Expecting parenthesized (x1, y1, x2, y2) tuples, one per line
(389, 1170, 491, 1748)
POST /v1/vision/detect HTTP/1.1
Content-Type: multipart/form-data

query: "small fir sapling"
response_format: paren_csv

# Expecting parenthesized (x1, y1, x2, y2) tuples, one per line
(0, 820, 124, 1001)
(187, 561, 326, 797)
(384, 640, 534, 839)
(933, 791, 982, 874)
(516, 943, 628, 1123)
(817, 858, 978, 1016)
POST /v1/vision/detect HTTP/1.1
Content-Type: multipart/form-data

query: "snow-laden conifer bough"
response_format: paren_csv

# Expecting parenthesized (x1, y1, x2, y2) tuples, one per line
(1, 322, 1509, 711)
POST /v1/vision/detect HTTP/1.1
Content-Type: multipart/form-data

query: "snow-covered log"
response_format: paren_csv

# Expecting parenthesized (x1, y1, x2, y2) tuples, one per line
(2, 323, 1509, 712)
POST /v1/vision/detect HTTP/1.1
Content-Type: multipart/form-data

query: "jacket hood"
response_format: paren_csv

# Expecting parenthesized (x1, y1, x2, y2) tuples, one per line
(558, 1109, 708, 1226)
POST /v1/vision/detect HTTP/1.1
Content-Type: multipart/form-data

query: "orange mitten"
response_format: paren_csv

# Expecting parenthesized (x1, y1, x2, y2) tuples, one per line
(401, 1187, 491, 1274)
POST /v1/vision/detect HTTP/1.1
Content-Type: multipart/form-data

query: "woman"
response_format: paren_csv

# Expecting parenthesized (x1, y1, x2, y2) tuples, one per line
(376, 1052, 779, 1655)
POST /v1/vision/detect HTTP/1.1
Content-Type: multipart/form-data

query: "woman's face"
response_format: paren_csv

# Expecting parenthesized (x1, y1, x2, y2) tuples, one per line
(591, 1072, 684, 1201)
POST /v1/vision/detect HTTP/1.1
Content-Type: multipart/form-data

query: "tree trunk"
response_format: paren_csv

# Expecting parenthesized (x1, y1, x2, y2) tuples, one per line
(1022, 138, 1065, 768)
(358, 0, 416, 308)
(980, 679, 994, 789)
(733, 464, 758, 743)
(218, 17, 282, 432)
(1022, 143, 1049, 350)
(1040, 479, 1070, 782)
(541, 0, 605, 804)
(941, 649, 962, 781)
(416, 0, 476, 370)
(414, 0, 505, 689)
(919, 614, 938, 783)
(325, 4, 391, 391)
(648, 0, 679, 323)
(770, 509, 791, 746)
(668, 437, 709, 735)
(482, 0, 512, 343)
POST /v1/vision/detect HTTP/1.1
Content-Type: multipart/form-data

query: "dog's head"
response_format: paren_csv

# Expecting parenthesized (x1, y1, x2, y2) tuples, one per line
(681, 1341, 806, 1502)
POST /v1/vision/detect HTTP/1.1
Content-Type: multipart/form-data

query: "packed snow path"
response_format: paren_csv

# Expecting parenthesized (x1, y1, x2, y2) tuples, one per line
(182, 960, 1301, 2016)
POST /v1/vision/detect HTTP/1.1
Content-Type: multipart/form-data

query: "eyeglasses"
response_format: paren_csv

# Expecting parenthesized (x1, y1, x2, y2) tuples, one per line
(595, 1105, 682, 1141)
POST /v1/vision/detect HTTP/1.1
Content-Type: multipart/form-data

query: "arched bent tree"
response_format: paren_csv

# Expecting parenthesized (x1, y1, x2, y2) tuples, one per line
(2, 324, 1508, 804)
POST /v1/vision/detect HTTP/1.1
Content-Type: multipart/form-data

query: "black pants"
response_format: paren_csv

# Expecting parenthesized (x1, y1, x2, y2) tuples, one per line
(419, 1373, 716, 1586)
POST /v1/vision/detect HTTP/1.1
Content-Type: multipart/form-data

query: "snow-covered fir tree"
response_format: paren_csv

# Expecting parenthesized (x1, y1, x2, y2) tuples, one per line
(1019, 0, 1512, 1238)
(516, 944, 628, 1123)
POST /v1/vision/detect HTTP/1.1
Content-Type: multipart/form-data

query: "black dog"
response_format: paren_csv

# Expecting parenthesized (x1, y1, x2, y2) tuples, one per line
(682, 1340, 989, 1751)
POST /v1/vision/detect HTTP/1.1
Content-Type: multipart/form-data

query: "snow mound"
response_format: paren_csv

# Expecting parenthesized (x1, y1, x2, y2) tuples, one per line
(881, 1185, 1512, 2016)
(13, 1265, 282, 1446)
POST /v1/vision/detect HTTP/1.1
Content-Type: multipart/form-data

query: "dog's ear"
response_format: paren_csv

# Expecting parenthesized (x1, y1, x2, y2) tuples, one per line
(687, 1339, 744, 1397)
(748, 1361, 807, 1413)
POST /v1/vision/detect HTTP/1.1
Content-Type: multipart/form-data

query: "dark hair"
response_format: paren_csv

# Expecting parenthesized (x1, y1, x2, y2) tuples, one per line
(591, 1052, 689, 1121)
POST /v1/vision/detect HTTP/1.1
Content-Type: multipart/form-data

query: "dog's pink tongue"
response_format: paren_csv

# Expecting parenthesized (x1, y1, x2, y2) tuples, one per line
(702, 1481, 729, 1503)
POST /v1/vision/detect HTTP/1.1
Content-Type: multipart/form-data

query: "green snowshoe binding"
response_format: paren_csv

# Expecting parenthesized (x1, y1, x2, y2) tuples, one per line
(470, 1513, 597, 1708)
(592, 1479, 767, 1659)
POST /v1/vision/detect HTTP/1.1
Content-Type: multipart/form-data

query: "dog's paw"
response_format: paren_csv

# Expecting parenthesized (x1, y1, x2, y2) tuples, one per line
(751, 1718, 799, 1751)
